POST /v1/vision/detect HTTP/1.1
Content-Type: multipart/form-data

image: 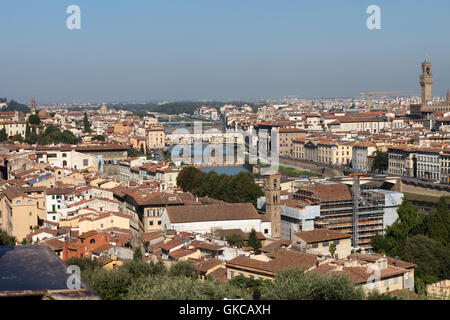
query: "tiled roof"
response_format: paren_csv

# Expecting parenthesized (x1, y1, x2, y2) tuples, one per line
(207, 267, 228, 282)
(226, 249, 317, 275)
(166, 203, 261, 224)
(194, 258, 222, 273)
(293, 229, 351, 244)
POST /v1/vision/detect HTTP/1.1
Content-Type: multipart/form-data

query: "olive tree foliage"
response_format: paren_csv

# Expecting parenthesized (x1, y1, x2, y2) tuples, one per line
(261, 269, 364, 300)
(125, 275, 251, 300)
(169, 260, 198, 279)
(81, 260, 167, 300)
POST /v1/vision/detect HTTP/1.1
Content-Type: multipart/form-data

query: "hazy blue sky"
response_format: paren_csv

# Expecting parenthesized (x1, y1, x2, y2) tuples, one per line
(1, 0, 449, 104)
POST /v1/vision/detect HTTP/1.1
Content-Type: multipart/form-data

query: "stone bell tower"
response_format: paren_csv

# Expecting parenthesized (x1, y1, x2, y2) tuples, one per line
(263, 171, 281, 239)
(30, 96, 36, 114)
(420, 58, 433, 105)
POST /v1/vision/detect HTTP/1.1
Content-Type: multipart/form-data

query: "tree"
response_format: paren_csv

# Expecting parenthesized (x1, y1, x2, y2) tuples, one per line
(329, 243, 336, 258)
(225, 233, 244, 248)
(127, 147, 140, 158)
(0, 231, 16, 245)
(25, 123, 30, 141)
(229, 275, 271, 293)
(10, 134, 23, 143)
(82, 266, 133, 300)
(139, 144, 145, 155)
(425, 197, 450, 246)
(382, 198, 425, 257)
(373, 150, 388, 172)
(248, 229, 262, 254)
(28, 113, 41, 125)
(0, 128, 8, 142)
(401, 235, 449, 284)
(176, 167, 263, 208)
(170, 261, 198, 279)
(133, 247, 143, 262)
(27, 129, 38, 144)
(66, 257, 101, 272)
(261, 268, 364, 300)
(92, 135, 105, 141)
(83, 112, 91, 134)
(125, 274, 251, 300)
(371, 198, 450, 292)
(33, 126, 81, 145)
(367, 290, 398, 300)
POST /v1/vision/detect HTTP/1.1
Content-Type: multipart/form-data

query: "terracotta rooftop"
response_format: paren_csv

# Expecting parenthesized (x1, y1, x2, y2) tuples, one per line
(165, 203, 261, 224)
(293, 229, 351, 244)
(226, 249, 317, 276)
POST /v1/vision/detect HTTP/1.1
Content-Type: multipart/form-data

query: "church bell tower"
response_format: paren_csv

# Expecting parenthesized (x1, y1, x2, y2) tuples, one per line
(264, 171, 281, 239)
(30, 96, 36, 114)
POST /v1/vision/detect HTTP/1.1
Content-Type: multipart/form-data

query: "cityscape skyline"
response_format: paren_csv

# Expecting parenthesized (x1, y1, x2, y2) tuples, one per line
(1, 0, 450, 104)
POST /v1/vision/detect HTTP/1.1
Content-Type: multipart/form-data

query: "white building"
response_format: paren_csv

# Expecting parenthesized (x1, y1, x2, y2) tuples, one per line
(371, 189, 404, 230)
(36, 148, 100, 171)
(161, 203, 271, 237)
(258, 195, 321, 240)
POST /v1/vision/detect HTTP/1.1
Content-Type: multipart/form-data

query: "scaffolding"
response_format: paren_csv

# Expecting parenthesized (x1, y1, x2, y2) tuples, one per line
(294, 181, 386, 249)
(352, 177, 359, 247)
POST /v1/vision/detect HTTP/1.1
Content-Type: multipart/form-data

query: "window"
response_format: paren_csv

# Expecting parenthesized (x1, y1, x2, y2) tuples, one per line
(334, 240, 340, 245)
(62, 153, 67, 158)
(90, 239, 95, 244)
(83, 159, 89, 167)
(323, 241, 329, 247)
(264, 229, 269, 234)
(158, 220, 161, 225)
(311, 243, 318, 248)
(150, 221, 154, 226)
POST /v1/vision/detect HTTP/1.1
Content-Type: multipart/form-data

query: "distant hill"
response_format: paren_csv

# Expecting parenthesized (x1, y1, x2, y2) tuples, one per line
(0, 98, 30, 113)
(111, 101, 259, 115)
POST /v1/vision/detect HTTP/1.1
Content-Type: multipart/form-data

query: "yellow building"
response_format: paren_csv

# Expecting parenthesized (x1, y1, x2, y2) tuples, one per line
(148, 127, 165, 149)
(78, 212, 131, 234)
(0, 188, 40, 243)
(113, 123, 133, 135)
(317, 139, 335, 164)
(333, 141, 354, 166)
(96, 255, 124, 270)
(292, 229, 352, 259)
